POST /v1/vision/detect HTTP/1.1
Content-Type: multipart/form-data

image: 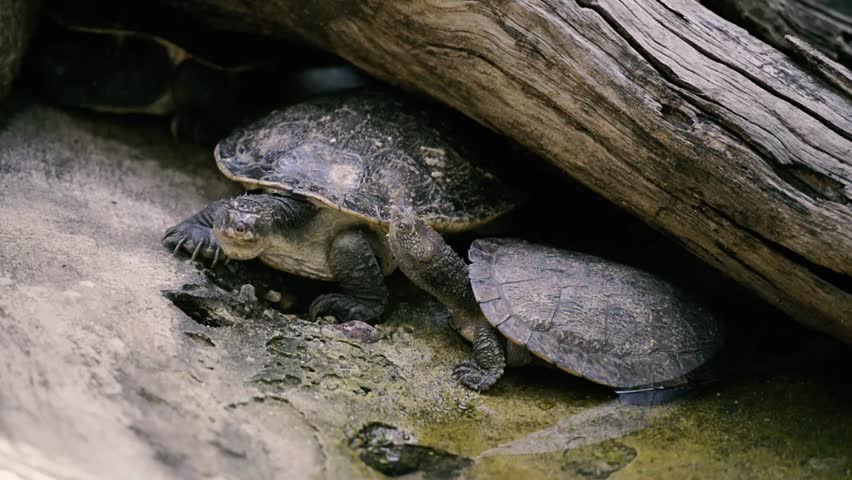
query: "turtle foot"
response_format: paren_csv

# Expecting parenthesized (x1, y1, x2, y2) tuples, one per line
(162, 220, 223, 266)
(308, 294, 383, 324)
(452, 360, 502, 392)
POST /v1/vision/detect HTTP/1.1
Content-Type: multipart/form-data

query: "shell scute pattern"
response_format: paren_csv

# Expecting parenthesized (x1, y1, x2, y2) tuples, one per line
(468, 238, 723, 388)
(217, 92, 515, 228)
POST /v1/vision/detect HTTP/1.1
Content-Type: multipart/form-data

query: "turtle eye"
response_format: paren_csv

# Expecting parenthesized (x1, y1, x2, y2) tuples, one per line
(237, 144, 247, 155)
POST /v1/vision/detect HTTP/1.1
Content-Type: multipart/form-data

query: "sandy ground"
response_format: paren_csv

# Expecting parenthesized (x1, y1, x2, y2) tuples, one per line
(1, 97, 850, 480)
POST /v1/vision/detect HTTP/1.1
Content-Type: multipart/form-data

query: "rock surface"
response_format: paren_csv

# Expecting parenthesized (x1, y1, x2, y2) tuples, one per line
(0, 97, 850, 479)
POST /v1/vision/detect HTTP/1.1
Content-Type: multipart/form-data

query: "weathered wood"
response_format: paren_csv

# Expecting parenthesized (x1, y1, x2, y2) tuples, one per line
(165, 0, 852, 341)
(701, 0, 852, 69)
(786, 35, 852, 96)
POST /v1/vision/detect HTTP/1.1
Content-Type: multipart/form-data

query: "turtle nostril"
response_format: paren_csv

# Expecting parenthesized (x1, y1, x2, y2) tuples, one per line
(235, 225, 246, 235)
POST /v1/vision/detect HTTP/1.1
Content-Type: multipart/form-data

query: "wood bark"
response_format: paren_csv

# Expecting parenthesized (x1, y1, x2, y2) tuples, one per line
(164, 0, 852, 342)
(701, 0, 852, 69)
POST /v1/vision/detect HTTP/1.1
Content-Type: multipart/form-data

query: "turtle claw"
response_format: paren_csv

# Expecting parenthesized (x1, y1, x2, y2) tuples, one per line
(452, 360, 500, 392)
(172, 237, 186, 256)
(162, 220, 220, 266)
(162, 224, 179, 242)
(190, 241, 203, 262)
(211, 247, 222, 268)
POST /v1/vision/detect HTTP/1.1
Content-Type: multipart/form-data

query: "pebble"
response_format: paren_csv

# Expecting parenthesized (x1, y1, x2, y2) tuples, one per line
(238, 284, 257, 303)
(336, 320, 382, 343)
(264, 289, 282, 303)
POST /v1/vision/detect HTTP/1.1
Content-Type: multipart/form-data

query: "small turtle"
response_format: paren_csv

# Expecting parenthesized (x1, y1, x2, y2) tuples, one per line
(387, 211, 723, 392)
(29, 0, 368, 143)
(163, 91, 516, 324)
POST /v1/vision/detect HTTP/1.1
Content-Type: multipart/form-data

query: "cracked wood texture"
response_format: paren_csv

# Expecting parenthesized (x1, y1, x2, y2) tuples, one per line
(702, 0, 852, 69)
(164, 0, 852, 341)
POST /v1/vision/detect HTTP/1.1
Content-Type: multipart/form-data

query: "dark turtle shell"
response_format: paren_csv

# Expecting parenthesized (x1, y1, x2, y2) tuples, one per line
(45, 1, 285, 70)
(215, 92, 517, 231)
(32, 0, 331, 119)
(468, 238, 723, 389)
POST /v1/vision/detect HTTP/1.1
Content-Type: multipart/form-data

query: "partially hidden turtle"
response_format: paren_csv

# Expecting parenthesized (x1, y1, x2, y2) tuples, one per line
(29, 0, 368, 143)
(0, 0, 38, 100)
(387, 211, 724, 393)
(163, 91, 517, 324)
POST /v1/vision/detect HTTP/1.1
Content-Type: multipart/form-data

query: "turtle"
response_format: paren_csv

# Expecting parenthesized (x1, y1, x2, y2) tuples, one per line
(0, 0, 38, 100)
(162, 91, 517, 324)
(387, 211, 724, 393)
(28, 0, 369, 143)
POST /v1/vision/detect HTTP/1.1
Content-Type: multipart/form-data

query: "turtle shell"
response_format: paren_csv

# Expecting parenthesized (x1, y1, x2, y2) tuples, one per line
(468, 238, 723, 389)
(34, 1, 296, 116)
(215, 92, 517, 231)
(46, 1, 284, 69)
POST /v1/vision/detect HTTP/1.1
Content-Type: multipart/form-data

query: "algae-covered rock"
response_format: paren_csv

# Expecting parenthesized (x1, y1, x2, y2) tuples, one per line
(349, 423, 471, 478)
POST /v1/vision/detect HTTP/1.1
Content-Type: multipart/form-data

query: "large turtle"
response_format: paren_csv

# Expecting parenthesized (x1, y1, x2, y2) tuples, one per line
(387, 211, 724, 393)
(163, 91, 516, 324)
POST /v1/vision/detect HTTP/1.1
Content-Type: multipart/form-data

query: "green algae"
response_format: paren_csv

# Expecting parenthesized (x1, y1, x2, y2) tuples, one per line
(432, 371, 851, 480)
(619, 376, 852, 480)
(383, 318, 851, 479)
(411, 369, 608, 457)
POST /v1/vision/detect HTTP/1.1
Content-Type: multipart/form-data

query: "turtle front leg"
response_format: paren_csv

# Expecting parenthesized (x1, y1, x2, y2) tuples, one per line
(309, 229, 388, 324)
(452, 324, 507, 392)
(162, 199, 227, 265)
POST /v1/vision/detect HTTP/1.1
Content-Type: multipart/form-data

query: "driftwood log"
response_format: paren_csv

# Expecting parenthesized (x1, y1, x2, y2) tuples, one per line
(165, 0, 852, 342)
(702, 0, 852, 69)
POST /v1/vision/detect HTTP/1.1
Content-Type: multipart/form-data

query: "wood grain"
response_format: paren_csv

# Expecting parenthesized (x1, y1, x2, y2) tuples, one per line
(702, 0, 852, 68)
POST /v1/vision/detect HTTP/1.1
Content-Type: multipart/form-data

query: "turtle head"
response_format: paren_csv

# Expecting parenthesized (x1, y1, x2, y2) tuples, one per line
(213, 195, 276, 260)
(389, 208, 482, 342)
(388, 209, 444, 270)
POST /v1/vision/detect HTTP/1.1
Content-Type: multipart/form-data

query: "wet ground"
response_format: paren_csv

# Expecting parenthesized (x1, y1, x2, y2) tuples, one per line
(0, 96, 850, 479)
